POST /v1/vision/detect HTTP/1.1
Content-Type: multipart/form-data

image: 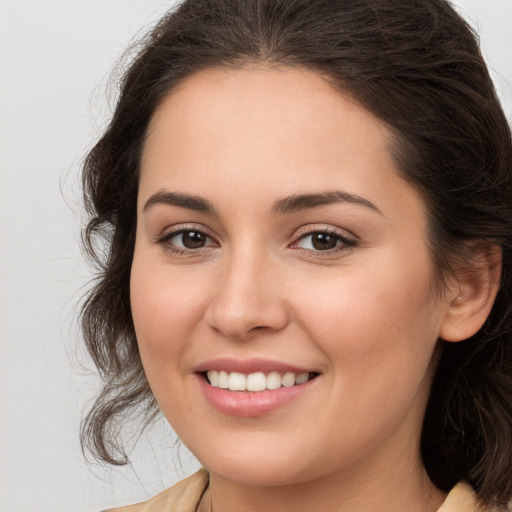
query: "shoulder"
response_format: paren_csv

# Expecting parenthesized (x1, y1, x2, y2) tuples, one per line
(437, 482, 506, 512)
(102, 469, 209, 512)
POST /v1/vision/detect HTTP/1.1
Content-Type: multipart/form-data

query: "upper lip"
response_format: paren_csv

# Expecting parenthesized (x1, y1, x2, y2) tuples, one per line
(193, 358, 317, 375)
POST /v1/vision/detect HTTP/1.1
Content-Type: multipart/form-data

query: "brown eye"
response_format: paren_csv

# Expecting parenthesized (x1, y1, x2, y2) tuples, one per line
(293, 230, 356, 253)
(180, 231, 208, 249)
(311, 233, 337, 250)
(158, 229, 217, 252)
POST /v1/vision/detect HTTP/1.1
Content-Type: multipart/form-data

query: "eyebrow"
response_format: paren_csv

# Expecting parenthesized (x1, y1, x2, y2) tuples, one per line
(271, 191, 383, 216)
(143, 191, 215, 213)
(142, 190, 382, 216)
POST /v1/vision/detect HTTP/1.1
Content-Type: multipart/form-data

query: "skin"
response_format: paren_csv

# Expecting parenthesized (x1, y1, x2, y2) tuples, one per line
(130, 65, 496, 512)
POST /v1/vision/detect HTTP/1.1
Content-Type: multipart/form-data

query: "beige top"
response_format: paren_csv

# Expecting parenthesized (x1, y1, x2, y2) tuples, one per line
(104, 469, 490, 512)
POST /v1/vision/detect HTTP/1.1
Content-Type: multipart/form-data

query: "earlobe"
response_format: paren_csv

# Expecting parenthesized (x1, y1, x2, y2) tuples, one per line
(440, 245, 502, 343)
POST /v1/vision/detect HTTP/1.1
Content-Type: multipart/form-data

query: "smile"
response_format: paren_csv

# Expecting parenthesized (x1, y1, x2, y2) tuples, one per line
(196, 362, 320, 417)
(206, 370, 315, 392)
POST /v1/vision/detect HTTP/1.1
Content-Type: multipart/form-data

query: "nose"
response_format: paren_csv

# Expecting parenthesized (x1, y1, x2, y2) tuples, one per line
(204, 249, 289, 340)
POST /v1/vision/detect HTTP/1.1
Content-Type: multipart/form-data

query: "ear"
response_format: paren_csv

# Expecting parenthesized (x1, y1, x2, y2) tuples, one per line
(440, 244, 502, 343)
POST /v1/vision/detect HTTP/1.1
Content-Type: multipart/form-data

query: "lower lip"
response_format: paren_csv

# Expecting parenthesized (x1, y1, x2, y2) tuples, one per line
(197, 374, 317, 417)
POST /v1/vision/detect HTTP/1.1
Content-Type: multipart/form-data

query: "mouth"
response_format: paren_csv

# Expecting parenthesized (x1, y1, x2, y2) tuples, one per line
(203, 370, 319, 392)
(194, 358, 321, 416)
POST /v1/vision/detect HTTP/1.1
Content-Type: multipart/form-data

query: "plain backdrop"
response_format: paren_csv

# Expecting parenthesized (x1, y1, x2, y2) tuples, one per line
(0, 1, 511, 511)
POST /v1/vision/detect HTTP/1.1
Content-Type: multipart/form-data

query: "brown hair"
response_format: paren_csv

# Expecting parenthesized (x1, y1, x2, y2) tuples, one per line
(80, 0, 512, 507)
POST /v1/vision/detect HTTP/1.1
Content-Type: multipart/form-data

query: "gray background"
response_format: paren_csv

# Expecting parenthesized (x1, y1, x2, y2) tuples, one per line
(0, 1, 511, 511)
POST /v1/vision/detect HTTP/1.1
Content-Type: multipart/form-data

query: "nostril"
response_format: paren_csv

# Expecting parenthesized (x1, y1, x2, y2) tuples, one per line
(248, 325, 266, 332)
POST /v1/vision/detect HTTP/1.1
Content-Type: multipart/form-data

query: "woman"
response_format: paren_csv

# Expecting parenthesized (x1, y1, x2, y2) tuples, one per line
(80, 0, 512, 511)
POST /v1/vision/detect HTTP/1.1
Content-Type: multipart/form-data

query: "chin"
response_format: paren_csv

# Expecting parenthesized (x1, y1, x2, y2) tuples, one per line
(188, 433, 325, 487)
(205, 457, 312, 487)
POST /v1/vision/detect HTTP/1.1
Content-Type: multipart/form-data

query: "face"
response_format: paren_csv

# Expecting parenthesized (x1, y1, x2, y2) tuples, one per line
(131, 66, 452, 487)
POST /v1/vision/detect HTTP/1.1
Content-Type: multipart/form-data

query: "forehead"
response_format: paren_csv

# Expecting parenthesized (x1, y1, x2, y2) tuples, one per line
(143, 65, 385, 162)
(139, 65, 421, 222)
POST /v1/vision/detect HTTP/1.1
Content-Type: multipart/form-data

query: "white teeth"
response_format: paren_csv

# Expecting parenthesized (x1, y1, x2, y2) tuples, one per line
(209, 370, 219, 387)
(266, 371, 282, 390)
(228, 372, 247, 391)
(206, 370, 313, 392)
(218, 371, 229, 389)
(246, 372, 266, 392)
(295, 372, 309, 385)
(281, 372, 296, 387)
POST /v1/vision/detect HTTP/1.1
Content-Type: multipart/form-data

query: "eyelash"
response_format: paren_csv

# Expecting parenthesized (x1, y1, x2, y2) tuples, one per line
(291, 230, 357, 255)
(155, 227, 357, 256)
(156, 228, 218, 255)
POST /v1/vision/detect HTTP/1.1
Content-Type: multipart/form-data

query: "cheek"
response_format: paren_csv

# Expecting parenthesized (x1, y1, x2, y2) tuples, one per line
(130, 254, 206, 365)
(129, 254, 212, 426)
(291, 265, 441, 448)
(292, 255, 440, 380)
